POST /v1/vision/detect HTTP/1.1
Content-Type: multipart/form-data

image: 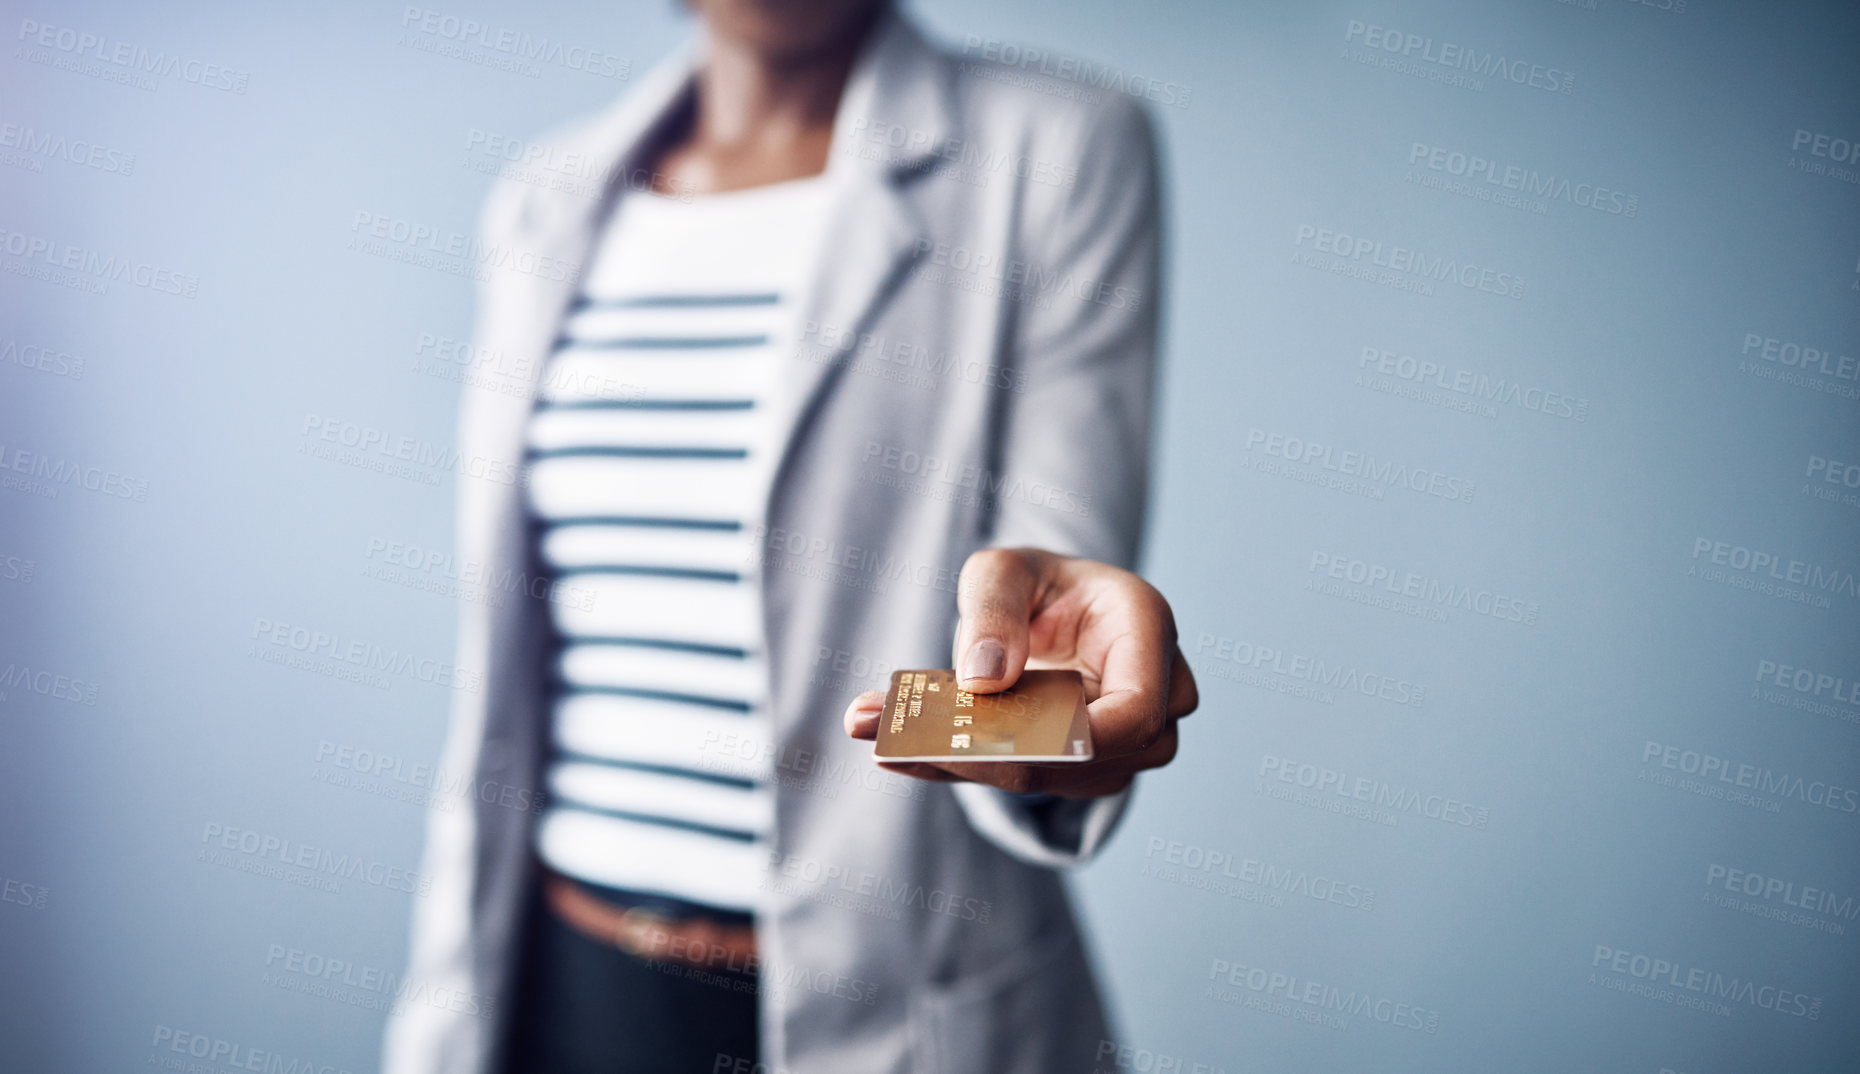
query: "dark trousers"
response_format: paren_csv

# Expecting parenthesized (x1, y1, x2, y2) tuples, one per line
(502, 893, 759, 1074)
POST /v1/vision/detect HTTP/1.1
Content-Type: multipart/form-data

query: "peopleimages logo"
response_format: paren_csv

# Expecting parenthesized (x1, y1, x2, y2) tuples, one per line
(956, 35, 1191, 108)
(765, 851, 992, 924)
(1736, 330, 1860, 399)
(1805, 454, 1860, 508)
(363, 535, 595, 611)
(249, 616, 485, 694)
(1206, 957, 1441, 1032)
(861, 440, 1092, 517)
(149, 1026, 349, 1074)
(1193, 632, 1426, 707)
(1144, 837, 1376, 911)
(263, 943, 495, 1018)
(0, 441, 148, 501)
(1753, 657, 1860, 727)
(1343, 20, 1574, 94)
(800, 319, 1029, 393)
(1294, 224, 1525, 299)
(1259, 754, 1490, 829)
(910, 239, 1142, 311)
(1241, 426, 1475, 503)
(1093, 1038, 1228, 1074)
(1792, 129, 1860, 166)
(299, 412, 526, 490)
(397, 8, 629, 79)
(1306, 550, 1541, 626)
(1704, 864, 1859, 927)
(1407, 141, 1637, 216)
(0, 120, 136, 175)
(1357, 345, 1590, 421)
(1590, 945, 1822, 1019)
(0, 338, 86, 379)
(16, 19, 250, 93)
(198, 821, 433, 897)
(1689, 537, 1859, 604)
(0, 226, 198, 297)
(1756, 659, 1860, 706)
(1740, 333, 1858, 382)
(843, 116, 1079, 190)
(1641, 740, 1860, 817)
(348, 211, 578, 283)
(314, 740, 545, 815)
(0, 662, 99, 706)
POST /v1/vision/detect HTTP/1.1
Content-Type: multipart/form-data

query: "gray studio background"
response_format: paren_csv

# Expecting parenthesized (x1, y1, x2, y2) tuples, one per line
(3, 0, 1858, 1070)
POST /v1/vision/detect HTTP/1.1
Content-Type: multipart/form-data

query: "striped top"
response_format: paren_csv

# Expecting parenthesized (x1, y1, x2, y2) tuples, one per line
(524, 175, 834, 915)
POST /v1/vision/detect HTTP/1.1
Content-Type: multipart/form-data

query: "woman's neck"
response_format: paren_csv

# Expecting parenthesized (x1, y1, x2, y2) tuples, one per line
(656, 11, 878, 194)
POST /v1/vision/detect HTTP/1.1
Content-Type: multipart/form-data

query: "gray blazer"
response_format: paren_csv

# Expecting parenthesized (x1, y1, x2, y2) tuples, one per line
(383, 9, 1161, 1072)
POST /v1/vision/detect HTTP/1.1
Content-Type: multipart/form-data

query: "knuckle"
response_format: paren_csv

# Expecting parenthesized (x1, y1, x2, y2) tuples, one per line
(962, 546, 1019, 580)
(987, 546, 1025, 569)
(1152, 727, 1180, 767)
(1139, 706, 1169, 750)
(1152, 594, 1176, 640)
(1127, 575, 1162, 609)
(959, 549, 1033, 619)
(1173, 676, 1200, 717)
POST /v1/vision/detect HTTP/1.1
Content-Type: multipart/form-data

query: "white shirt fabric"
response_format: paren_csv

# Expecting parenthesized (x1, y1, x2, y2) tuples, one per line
(523, 174, 834, 912)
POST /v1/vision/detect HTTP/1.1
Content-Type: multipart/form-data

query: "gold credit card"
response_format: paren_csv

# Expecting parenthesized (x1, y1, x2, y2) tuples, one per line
(874, 669, 1093, 763)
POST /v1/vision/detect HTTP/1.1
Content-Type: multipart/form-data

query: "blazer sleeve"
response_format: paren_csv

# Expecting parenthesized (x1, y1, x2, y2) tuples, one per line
(380, 173, 532, 1074)
(952, 93, 1164, 869)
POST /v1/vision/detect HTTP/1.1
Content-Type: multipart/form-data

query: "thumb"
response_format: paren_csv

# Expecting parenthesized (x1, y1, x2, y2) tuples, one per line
(952, 548, 1043, 694)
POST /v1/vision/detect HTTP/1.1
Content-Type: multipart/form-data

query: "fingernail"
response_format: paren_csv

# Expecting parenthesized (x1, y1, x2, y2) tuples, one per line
(853, 696, 884, 714)
(961, 639, 1006, 682)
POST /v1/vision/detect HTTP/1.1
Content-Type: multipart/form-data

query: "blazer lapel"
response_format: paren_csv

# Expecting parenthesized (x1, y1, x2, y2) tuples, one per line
(764, 9, 957, 506)
(490, 41, 701, 431)
(763, 176, 923, 482)
(479, 10, 956, 491)
(467, 45, 703, 707)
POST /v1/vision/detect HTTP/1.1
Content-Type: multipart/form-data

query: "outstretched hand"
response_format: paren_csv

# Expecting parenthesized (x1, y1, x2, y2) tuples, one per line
(843, 548, 1198, 798)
